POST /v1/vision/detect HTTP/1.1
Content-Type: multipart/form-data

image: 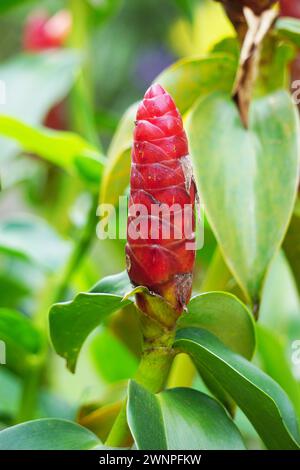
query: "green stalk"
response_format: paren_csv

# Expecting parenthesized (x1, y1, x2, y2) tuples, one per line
(105, 320, 175, 448)
(69, 0, 101, 149)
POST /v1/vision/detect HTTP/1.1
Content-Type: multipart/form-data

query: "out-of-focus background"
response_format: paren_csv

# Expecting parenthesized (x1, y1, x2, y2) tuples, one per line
(0, 0, 299, 450)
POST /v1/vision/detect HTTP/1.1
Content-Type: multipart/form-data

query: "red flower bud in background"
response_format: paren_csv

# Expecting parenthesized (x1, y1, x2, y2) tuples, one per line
(23, 10, 71, 51)
(280, 0, 300, 18)
(126, 84, 196, 313)
(23, 10, 72, 130)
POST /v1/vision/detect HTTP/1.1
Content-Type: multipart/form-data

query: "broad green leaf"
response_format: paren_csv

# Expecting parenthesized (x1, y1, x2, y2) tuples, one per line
(90, 329, 138, 383)
(178, 292, 255, 359)
(187, 91, 300, 303)
(259, 251, 300, 338)
(178, 292, 255, 413)
(156, 54, 237, 115)
(283, 200, 300, 294)
(0, 419, 100, 450)
(90, 270, 132, 295)
(175, 328, 300, 450)
(0, 308, 44, 375)
(0, 216, 71, 273)
(0, 51, 80, 168)
(256, 324, 300, 421)
(49, 271, 133, 372)
(0, 116, 104, 185)
(276, 17, 300, 48)
(100, 103, 137, 206)
(127, 381, 245, 450)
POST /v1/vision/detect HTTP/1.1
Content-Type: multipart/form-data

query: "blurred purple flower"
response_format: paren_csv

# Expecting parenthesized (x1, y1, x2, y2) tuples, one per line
(134, 46, 176, 90)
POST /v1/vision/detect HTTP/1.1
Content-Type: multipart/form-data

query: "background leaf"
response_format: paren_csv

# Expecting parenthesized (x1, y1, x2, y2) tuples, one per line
(0, 116, 104, 185)
(187, 91, 300, 302)
(0, 418, 100, 450)
(127, 381, 245, 450)
(157, 54, 237, 114)
(175, 327, 300, 450)
(49, 271, 133, 372)
(0, 308, 43, 375)
(0, 51, 80, 172)
(256, 324, 300, 421)
(276, 17, 300, 48)
(178, 292, 255, 359)
(0, 216, 71, 273)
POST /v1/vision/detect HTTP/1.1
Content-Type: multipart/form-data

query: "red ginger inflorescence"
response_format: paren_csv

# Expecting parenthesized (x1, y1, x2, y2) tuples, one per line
(126, 84, 196, 313)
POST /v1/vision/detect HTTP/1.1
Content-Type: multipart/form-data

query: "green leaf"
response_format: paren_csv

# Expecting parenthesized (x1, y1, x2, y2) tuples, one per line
(256, 324, 300, 421)
(157, 54, 237, 115)
(49, 271, 133, 372)
(0, 419, 100, 450)
(0, 308, 43, 375)
(90, 329, 138, 383)
(127, 381, 245, 450)
(0, 0, 34, 13)
(0, 51, 80, 166)
(0, 216, 71, 273)
(100, 103, 137, 206)
(178, 292, 255, 359)
(283, 201, 300, 294)
(276, 17, 300, 48)
(0, 116, 104, 185)
(175, 328, 300, 450)
(0, 369, 21, 422)
(187, 91, 300, 302)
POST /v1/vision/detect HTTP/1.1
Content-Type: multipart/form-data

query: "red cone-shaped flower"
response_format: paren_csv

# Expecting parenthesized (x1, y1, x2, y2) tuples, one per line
(126, 84, 196, 313)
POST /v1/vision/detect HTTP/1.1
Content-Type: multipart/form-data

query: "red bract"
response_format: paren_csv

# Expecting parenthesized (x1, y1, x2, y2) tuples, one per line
(280, 0, 300, 18)
(126, 84, 196, 312)
(23, 10, 71, 51)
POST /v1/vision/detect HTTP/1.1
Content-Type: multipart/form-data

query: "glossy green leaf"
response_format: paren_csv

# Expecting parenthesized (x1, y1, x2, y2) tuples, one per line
(90, 329, 138, 383)
(157, 54, 237, 114)
(0, 419, 100, 450)
(175, 328, 300, 450)
(127, 381, 245, 450)
(256, 324, 300, 420)
(178, 292, 255, 359)
(0, 116, 104, 185)
(276, 17, 300, 48)
(0, 308, 43, 375)
(283, 200, 300, 294)
(49, 271, 133, 372)
(0, 51, 80, 167)
(0, 216, 70, 273)
(100, 103, 137, 206)
(187, 91, 300, 302)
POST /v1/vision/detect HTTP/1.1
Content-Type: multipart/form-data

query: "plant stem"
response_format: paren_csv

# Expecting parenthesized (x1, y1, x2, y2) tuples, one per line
(54, 193, 98, 302)
(16, 358, 44, 423)
(105, 332, 175, 448)
(69, 0, 101, 149)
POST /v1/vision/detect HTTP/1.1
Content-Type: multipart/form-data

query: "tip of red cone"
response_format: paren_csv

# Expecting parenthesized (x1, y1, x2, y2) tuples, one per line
(144, 83, 166, 100)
